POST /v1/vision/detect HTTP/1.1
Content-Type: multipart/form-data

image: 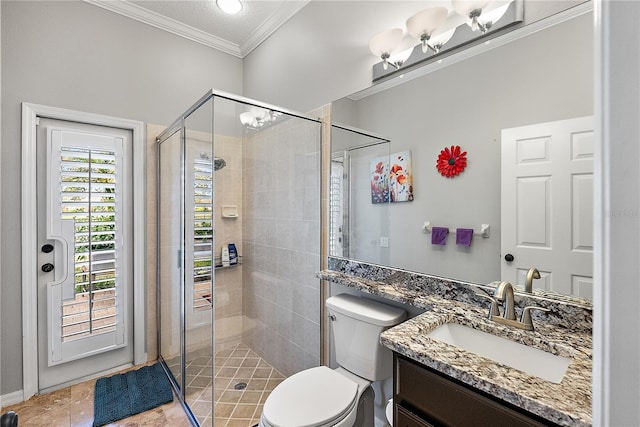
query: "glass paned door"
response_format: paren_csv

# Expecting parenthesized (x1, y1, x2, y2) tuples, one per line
(37, 120, 133, 391)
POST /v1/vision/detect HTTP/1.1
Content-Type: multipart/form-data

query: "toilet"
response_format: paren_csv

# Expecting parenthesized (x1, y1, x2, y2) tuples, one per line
(259, 293, 406, 427)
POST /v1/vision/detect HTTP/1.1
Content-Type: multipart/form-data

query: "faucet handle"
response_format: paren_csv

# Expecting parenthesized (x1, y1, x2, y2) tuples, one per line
(521, 306, 550, 330)
(475, 293, 501, 319)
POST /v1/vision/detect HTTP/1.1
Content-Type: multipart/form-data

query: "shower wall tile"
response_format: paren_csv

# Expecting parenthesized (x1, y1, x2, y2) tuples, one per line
(273, 191, 290, 220)
(275, 249, 292, 280)
(264, 219, 278, 248)
(214, 268, 243, 320)
(242, 116, 322, 377)
(214, 135, 244, 348)
(304, 221, 321, 255)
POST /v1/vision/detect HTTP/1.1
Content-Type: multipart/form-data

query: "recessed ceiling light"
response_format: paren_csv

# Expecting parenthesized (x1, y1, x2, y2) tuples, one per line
(216, 0, 243, 15)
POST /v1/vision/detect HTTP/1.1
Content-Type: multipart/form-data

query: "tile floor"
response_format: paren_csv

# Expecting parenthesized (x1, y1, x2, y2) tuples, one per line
(205, 343, 285, 427)
(1, 343, 285, 427)
(0, 365, 190, 427)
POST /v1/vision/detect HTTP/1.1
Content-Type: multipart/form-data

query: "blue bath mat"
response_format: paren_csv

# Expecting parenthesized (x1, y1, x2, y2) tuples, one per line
(93, 363, 173, 426)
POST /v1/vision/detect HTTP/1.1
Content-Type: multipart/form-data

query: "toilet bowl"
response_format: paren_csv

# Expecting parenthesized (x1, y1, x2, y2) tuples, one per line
(259, 294, 406, 427)
(385, 399, 393, 426)
(259, 366, 371, 427)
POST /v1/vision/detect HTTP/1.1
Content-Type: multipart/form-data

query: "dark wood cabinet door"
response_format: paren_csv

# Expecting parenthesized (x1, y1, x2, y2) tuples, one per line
(394, 354, 552, 427)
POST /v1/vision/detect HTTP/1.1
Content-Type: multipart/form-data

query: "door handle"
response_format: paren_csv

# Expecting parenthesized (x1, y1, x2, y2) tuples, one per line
(41, 263, 55, 273)
(504, 253, 515, 262)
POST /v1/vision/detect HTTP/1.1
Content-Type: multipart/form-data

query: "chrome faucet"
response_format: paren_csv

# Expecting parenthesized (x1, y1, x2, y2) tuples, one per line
(525, 267, 540, 293)
(481, 280, 550, 331)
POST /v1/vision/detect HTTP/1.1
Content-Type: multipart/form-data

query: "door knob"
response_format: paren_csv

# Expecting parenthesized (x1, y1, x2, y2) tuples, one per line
(41, 263, 55, 273)
(42, 244, 54, 253)
(504, 253, 515, 262)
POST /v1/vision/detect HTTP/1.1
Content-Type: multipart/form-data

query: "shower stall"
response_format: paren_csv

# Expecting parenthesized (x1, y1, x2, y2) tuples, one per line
(155, 90, 323, 426)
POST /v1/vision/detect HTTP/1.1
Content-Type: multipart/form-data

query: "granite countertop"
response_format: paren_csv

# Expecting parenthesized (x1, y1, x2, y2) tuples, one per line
(319, 270, 592, 426)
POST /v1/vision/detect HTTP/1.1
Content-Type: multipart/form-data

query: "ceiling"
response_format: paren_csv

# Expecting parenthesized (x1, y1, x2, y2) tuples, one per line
(85, 0, 310, 58)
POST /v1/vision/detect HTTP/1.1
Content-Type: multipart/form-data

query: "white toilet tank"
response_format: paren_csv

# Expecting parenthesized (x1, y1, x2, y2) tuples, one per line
(326, 294, 406, 382)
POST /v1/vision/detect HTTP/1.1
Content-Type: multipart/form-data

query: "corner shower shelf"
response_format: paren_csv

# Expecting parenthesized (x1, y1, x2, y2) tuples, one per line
(214, 256, 243, 270)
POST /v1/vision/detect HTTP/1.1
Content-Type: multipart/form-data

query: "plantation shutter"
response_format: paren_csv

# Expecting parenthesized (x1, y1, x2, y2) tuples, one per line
(192, 155, 214, 312)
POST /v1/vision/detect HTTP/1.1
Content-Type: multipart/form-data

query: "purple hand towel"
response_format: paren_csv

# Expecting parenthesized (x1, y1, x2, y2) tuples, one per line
(431, 227, 449, 245)
(456, 228, 474, 246)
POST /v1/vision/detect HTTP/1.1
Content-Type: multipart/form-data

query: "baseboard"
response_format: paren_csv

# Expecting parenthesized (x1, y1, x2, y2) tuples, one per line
(0, 390, 24, 409)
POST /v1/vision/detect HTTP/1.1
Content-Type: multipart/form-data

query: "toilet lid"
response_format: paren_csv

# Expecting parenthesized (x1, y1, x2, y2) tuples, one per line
(263, 366, 358, 427)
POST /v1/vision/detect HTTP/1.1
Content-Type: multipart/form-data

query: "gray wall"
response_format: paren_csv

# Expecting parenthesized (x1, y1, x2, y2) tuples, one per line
(1, 0, 242, 395)
(336, 12, 593, 285)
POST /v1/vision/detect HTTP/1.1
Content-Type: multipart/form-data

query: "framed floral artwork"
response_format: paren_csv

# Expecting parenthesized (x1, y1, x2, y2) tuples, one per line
(370, 151, 413, 204)
(370, 157, 390, 204)
(390, 151, 413, 202)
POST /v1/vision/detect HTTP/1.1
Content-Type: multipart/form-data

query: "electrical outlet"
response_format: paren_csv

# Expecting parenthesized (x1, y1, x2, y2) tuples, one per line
(380, 237, 389, 247)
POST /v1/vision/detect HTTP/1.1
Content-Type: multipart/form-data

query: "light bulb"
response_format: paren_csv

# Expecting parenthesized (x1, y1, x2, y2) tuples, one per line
(217, 0, 242, 15)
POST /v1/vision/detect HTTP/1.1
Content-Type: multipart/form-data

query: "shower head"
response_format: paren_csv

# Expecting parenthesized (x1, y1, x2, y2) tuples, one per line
(213, 157, 226, 171)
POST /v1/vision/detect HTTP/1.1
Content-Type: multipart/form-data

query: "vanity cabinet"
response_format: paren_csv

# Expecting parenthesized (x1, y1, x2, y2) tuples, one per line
(393, 354, 554, 427)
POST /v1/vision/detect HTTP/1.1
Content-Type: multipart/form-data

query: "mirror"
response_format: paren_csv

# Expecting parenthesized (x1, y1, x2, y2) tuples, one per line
(330, 124, 391, 263)
(330, 10, 593, 298)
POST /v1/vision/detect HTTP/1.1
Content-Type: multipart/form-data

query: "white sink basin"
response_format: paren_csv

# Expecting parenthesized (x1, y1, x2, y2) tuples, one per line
(426, 322, 571, 384)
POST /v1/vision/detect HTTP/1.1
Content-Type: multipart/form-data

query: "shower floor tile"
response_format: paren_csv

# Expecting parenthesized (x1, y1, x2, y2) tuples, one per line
(192, 342, 285, 427)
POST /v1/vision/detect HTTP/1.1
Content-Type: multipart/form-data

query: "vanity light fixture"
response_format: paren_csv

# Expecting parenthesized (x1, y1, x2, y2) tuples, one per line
(369, 28, 404, 70)
(216, 0, 243, 15)
(370, 0, 522, 81)
(467, 2, 513, 33)
(406, 7, 449, 54)
(452, 0, 491, 32)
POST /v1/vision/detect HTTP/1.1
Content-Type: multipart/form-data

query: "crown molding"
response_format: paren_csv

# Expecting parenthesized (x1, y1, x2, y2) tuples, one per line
(240, 1, 310, 56)
(84, 0, 243, 57)
(84, 0, 309, 58)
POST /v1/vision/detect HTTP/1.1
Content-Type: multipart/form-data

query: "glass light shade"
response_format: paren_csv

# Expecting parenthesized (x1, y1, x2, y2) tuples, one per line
(406, 7, 448, 39)
(452, 0, 490, 17)
(481, 2, 510, 24)
(250, 107, 268, 121)
(239, 112, 255, 126)
(431, 28, 456, 47)
(369, 28, 403, 57)
(217, 0, 243, 15)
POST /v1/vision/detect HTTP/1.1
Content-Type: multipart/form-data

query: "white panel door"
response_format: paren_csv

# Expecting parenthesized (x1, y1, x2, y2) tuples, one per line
(501, 116, 594, 297)
(37, 118, 134, 391)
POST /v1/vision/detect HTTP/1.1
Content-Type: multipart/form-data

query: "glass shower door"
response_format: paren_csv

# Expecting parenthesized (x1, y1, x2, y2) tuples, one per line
(158, 127, 185, 391)
(183, 101, 215, 421)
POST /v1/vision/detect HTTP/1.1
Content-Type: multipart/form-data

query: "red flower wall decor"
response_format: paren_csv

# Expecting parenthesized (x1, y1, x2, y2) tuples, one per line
(436, 145, 467, 178)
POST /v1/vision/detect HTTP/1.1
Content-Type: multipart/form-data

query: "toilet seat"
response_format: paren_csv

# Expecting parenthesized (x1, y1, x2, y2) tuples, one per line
(261, 366, 359, 427)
